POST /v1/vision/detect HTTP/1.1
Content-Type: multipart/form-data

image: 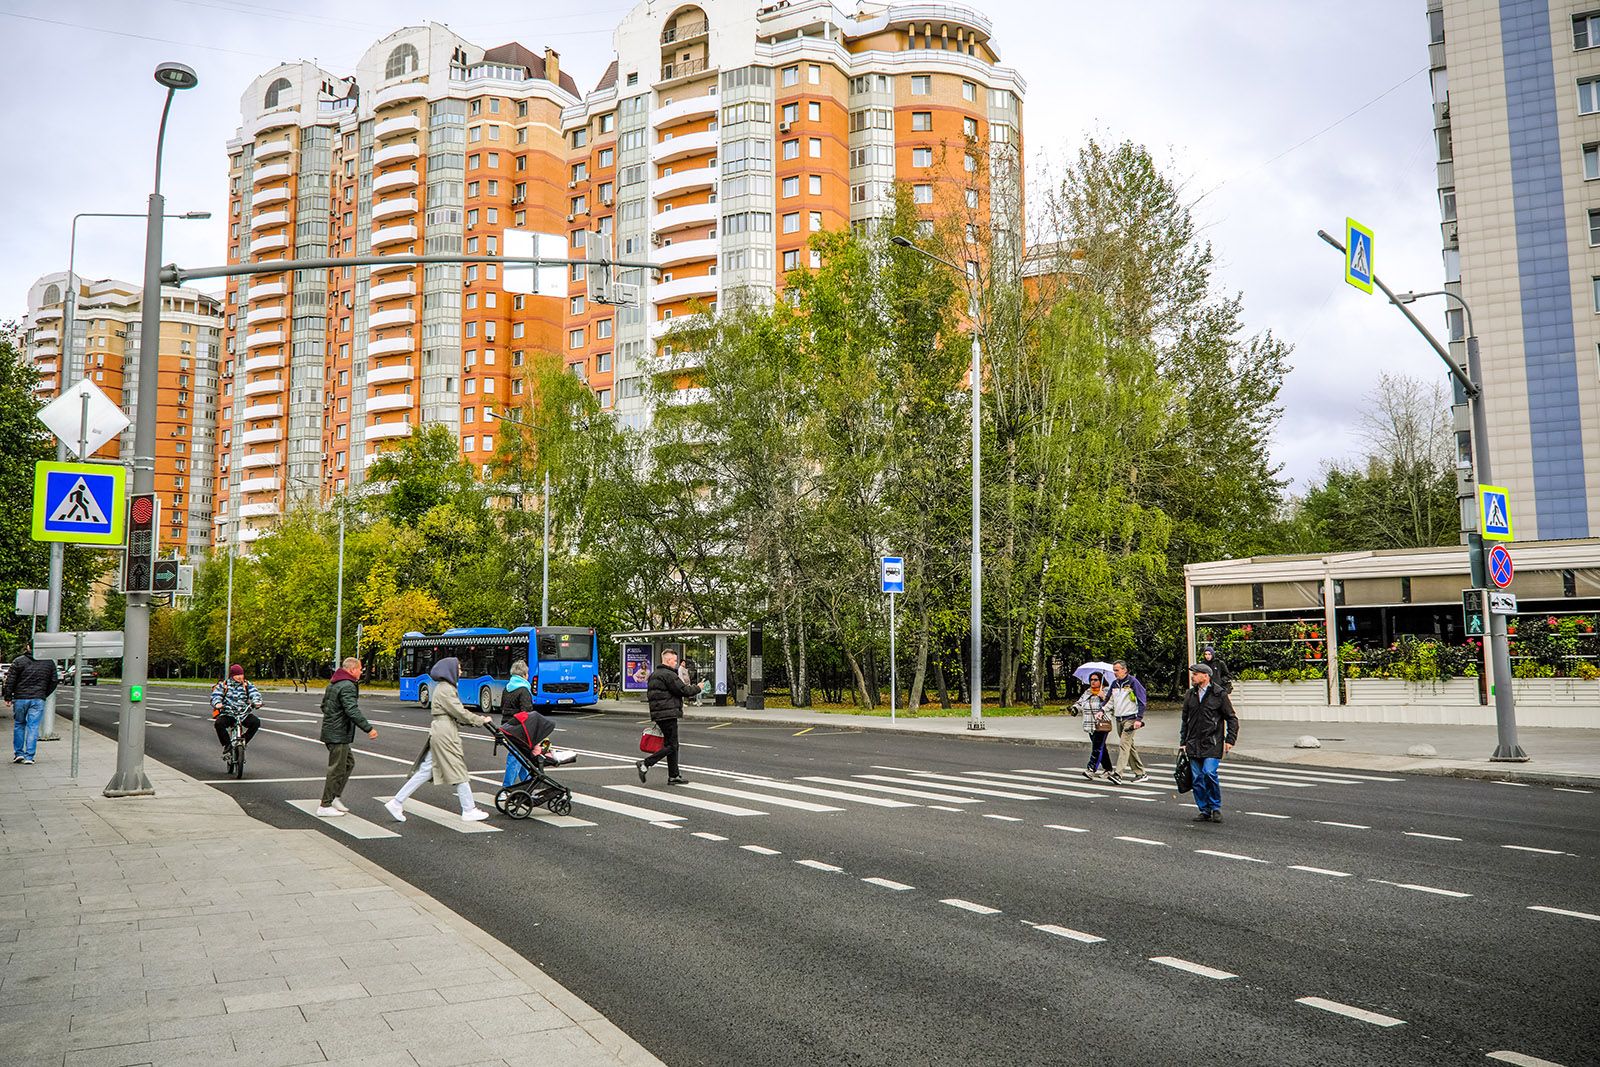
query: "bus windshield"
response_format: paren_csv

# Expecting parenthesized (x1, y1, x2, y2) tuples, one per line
(537, 631, 593, 662)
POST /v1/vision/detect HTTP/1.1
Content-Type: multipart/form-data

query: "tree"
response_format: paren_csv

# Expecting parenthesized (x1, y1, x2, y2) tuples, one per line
(359, 556, 448, 657)
(368, 425, 482, 527)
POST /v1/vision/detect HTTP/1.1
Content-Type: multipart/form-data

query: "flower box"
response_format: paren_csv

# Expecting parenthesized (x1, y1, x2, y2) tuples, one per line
(1231, 679, 1328, 706)
(1510, 678, 1600, 727)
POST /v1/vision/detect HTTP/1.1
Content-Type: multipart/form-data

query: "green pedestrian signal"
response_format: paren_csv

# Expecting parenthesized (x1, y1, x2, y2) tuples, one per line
(129, 685, 143, 703)
(1461, 589, 1487, 638)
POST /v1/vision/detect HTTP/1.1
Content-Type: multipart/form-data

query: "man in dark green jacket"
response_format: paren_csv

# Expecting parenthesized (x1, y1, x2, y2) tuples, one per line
(318, 657, 376, 817)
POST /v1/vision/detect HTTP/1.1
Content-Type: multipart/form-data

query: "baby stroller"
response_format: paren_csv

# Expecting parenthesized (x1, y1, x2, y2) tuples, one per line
(488, 712, 576, 819)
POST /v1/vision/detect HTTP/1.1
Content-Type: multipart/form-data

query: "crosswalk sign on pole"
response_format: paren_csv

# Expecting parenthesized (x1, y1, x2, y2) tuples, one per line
(1477, 483, 1513, 541)
(32, 461, 125, 545)
(1344, 217, 1374, 294)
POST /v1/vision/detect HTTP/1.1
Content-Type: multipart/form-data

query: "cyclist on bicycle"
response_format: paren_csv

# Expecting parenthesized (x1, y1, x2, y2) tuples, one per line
(211, 664, 263, 759)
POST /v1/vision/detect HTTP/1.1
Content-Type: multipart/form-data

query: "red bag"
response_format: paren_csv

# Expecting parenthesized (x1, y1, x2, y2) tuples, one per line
(640, 725, 664, 754)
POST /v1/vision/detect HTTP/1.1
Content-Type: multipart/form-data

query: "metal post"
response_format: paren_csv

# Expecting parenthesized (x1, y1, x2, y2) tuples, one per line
(333, 504, 345, 669)
(541, 470, 550, 628)
(889, 591, 897, 722)
(967, 302, 984, 731)
(224, 532, 235, 669)
(70, 630, 84, 779)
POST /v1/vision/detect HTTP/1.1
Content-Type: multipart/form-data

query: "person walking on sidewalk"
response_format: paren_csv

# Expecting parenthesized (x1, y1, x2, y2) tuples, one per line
(4, 641, 57, 765)
(318, 657, 376, 817)
(1073, 671, 1116, 781)
(210, 664, 263, 762)
(1202, 645, 1232, 693)
(1109, 660, 1149, 783)
(637, 648, 698, 785)
(1179, 663, 1239, 823)
(386, 658, 493, 823)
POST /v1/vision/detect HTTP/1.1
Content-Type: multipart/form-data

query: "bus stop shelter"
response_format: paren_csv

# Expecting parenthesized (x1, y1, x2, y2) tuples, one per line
(611, 628, 751, 707)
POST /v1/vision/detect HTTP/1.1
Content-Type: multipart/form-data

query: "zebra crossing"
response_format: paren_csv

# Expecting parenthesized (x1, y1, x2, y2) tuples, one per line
(286, 757, 1400, 840)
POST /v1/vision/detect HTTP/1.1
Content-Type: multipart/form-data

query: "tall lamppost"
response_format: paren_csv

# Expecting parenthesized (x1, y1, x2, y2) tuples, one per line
(40, 208, 209, 741)
(106, 61, 199, 797)
(888, 235, 985, 731)
(285, 474, 351, 670)
(485, 408, 550, 627)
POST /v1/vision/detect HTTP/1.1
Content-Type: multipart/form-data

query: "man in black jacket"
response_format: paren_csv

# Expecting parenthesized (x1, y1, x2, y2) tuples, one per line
(318, 657, 377, 817)
(1179, 663, 1239, 823)
(5, 642, 58, 765)
(637, 648, 698, 785)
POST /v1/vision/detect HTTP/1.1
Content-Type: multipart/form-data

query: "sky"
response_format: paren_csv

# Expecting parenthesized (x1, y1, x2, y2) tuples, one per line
(0, 1, 1443, 491)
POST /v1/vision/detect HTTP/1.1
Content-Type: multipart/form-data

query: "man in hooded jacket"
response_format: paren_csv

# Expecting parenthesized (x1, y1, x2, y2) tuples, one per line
(318, 657, 376, 817)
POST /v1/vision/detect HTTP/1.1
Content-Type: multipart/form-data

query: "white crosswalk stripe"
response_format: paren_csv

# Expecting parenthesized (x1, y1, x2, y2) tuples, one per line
(471, 792, 596, 827)
(685, 782, 842, 812)
(605, 784, 767, 816)
(572, 793, 686, 823)
(286, 799, 399, 839)
(381, 796, 502, 833)
(728, 778, 916, 808)
(1011, 767, 1267, 793)
(854, 773, 1047, 801)
(799, 776, 982, 803)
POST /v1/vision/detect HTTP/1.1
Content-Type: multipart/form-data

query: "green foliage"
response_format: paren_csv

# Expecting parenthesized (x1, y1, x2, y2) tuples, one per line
(369, 425, 482, 527)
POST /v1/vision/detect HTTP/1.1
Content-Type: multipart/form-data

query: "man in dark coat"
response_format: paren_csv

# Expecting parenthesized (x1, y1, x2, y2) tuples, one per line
(637, 648, 699, 785)
(5, 641, 58, 765)
(1201, 645, 1232, 693)
(318, 657, 377, 816)
(1179, 663, 1239, 823)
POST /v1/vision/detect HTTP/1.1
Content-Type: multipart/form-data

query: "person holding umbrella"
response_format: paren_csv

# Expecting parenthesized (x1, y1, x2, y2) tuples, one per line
(1072, 668, 1117, 781)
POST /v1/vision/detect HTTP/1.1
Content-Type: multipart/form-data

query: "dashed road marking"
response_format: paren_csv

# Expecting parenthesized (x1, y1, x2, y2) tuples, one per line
(1151, 956, 1236, 980)
(941, 898, 1001, 915)
(793, 727, 814, 736)
(1244, 811, 1290, 819)
(1527, 905, 1600, 923)
(1492, 781, 1531, 788)
(1289, 865, 1353, 878)
(1316, 821, 1370, 830)
(1404, 832, 1462, 841)
(1553, 787, 1592, 794)
(982, 814, 1023, 822)
(1295, 996, 1405, 1027)
(741, 844, 781, 856)
(691, 832, 727, 841)
(1487, 1050, 1567, 1066)
(795, 859, 844, 872)
(1046, 824, 1090, 833)
(1502, 845, 1565, 855)
(1370, 879, 1471, 899)
(929, 805, 966, 812)
(1114, 836, 1167, 847)
(1029, 923, 1105, 944)
(862, 877, 914, 891)
(1195, 849, 1267, 864)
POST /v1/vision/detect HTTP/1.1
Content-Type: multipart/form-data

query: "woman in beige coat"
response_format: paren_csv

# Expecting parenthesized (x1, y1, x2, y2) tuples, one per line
(385, 657, 493, 822)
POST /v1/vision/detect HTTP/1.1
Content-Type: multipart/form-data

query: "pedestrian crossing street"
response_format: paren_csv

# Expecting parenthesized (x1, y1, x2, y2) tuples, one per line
(286, 756, 1401, 840)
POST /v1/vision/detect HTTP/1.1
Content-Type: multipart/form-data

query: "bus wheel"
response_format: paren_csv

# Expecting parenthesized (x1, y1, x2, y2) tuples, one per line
(418, 684, 430, 709)
(480, 688, 494, 716)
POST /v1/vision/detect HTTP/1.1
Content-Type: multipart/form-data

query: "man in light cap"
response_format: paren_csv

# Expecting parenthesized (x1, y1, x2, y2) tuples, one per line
(210, 664, 263, 762)
(1179, 662, 1238, 823)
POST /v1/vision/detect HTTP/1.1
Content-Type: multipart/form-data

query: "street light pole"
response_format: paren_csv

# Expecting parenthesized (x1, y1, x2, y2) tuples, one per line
(485, 409, 550, 627)
(106, 61, 199, 797)
(889, 235, 983, 729)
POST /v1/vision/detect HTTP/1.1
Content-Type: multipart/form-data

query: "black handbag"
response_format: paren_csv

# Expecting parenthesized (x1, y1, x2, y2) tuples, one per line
(1173, 751, 1194, 794)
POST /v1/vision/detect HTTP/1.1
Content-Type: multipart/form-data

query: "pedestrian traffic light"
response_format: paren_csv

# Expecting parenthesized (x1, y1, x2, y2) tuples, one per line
(123, 493, 160, 593)
(1462, 588, 1487, 638)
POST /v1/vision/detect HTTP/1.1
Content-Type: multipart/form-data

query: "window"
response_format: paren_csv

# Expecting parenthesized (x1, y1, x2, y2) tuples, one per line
(1591, 276, 1600, 312)
(1589, 209, 1600, 247)
(783, 102, 799, 124)
(912, 111, 933, 131)
(808, 65, 821, 84)
(1581, 76, 1600, 114)
(782, 66, 799, 87)
(911, 75, 931, 95)
(572, 128, 588, 148)
(599, 113, 615, 133)
(783, 249, 799, 270)
(572, 162, 588, 182)
(263, 77, 292, 109)
(783, 212, 800, 233)
(385, 44, 419, 79)
(965, 189, 979, 209)
(962, 80, 976, 101)
(627, 72, 638, 86)
(571, 295, 586, 315)
(1577, 12, 1600, 48)
(808, 101, 821, 121)
(913, 147, 932, 167)
(913, 183, 933, 204)
(783, 139, 799, 160)
(1587, 143, 1600, 180)
(783, 175, 799, 197)
(1440, 188, 1456, 220)
(809, 137, 822, 158)
(809, 211, 822, 231)
(599, 147, 614, 167)
(963, 117, 978, 137)
(597, 319, 612, 339)
(809, 174, 822, 195)
(809, 249, 821, 269)
(569, 328, 585, 348)
(597, 351, 612, 372)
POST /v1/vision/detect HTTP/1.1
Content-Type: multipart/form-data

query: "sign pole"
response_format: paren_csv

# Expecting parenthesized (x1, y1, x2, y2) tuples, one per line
(70, 630, 83, 779)
(889, 592, 897, 723)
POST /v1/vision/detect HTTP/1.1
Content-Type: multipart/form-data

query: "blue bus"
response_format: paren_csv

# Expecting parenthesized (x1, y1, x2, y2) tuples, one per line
(397, 626, 599, 713)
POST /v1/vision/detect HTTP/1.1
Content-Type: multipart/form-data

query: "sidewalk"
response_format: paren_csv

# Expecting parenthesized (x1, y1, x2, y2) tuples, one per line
(593, 700, 1600, 788)
(0, 731, 665, 1067)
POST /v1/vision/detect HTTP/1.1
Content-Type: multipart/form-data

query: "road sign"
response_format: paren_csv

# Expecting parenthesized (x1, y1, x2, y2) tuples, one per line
(880, 556, 905, 594)
(1461, 589, 1486, 637)
(1478, 483, 1513, 541)
(1344, 217, 1374, 294)
(31, 461, 125, 545)
(1487, 543, 1514, 588)
(502, 230, 569, 297)
(33, 630, 125, 659)
(36, 379, 129, 459)
(123, 492, 160, 593)
(14, 589, 48, 617)
(1488, 591, 1518, 616)
(586, 230, 613, 305)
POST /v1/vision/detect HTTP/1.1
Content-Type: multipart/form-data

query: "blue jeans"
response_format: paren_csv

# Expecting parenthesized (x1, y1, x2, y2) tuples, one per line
(13, 699, 45, 760)
(1190, 756, 1222, 813)
(503, 752, 530, 788)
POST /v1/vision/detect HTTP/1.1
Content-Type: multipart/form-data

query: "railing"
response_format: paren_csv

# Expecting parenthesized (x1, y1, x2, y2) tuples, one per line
(319, 97, 357, 113)
(662, 20, 708, 44)
(661, 57, 710, 82)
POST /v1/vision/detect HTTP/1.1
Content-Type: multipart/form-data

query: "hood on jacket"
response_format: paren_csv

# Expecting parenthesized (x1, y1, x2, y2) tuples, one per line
(328, 668, 359, 686)
(505, 674, 531, 693)
(429, 657, 461, 686)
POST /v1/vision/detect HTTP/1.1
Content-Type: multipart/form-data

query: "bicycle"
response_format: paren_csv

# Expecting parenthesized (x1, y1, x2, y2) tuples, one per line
(219, 714, 249, 779)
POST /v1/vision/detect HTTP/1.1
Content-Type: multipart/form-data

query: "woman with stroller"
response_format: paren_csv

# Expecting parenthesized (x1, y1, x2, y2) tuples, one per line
(1074, 671, 1117, 782)
(500, 659, 555, 787)
(385, 657, 493, 823)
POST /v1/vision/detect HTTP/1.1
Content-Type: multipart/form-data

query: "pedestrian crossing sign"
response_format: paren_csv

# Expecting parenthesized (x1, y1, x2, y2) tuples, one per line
(1344, 217, 1374, 294)
(1477, 484, 1513, 541)
(32, 461, 125, 545)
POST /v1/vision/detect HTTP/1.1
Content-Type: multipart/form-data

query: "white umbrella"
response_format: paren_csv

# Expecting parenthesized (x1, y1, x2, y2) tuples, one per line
(1073, 661, 1115, 685)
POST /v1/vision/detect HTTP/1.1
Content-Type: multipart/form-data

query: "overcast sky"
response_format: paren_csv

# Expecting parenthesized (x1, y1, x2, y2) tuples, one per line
(0, 1, 1441, 490)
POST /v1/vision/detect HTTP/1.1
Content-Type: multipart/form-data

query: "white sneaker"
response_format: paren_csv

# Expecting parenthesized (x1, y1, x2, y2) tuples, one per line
(331, 797, 350, 813)
(314, 806, 344, 818)
(461, 808, 490, 823)
(383, 798, 407, 823)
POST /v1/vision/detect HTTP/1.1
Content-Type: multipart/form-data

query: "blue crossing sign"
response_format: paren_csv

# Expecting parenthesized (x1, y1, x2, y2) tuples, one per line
(32, 461, 125, 545)
(1478, 483, 1513, 541)
(1344, 217, 1374, 294)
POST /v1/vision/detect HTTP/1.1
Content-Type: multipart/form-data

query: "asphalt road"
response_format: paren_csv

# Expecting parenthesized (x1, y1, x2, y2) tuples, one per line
(62, 684, 1600, 1067)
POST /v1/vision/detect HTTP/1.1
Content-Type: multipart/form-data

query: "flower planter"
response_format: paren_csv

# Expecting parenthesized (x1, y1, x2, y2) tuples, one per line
(1510, 678, 1600, 728)
(1344, 677, 1481, 706)
(1231, 679, 1328, 706)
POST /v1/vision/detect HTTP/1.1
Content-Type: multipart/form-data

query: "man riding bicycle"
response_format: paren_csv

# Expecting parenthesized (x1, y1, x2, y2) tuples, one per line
(211, 664, 263, 760)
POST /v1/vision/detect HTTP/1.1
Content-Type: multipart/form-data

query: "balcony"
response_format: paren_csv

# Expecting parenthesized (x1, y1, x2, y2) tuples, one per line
(242, 402, 282, 421)
(250, 209, 289, 232)
(369, 278, 416, 302)
(374, 80, 428, 108)
(245, 304, 285, 326)
(35, 359, 59, 374)
(365, 392, 414, 414)
(243, 329, 283, 349)
(238, 475, 279, 494)
(239, 427, 283, 447)
(661, 19, 708, 45)
(651, 237, 719, 268)
(373, 169, 420, 194)
(33, 378, 57, 394)
(364, 421, 414, 442)
(658, 57, 714, 87)
(653, 200, 719, 236)
(374, 142, 421, 167)
(372, 223, 417, 248)
(253, 162, 292, 185)
(652, 165, 717, 200)
(374, 114, 422, 141)
(242, 353, 283, 373)
(239, 451, 279, 470)
(236, 525, 265, 543)
(652, 92, 719, 129)
(652, 274, 717, 303)
(256, 137, 292, 159)
(651, 349, 705, 375)
(367, 306, 415, 329)
(650, 128, 718, 165)
(238, 500, 280, 518)
(371, 197, 418, 222)
(367, 336, 415, 357)
(33, 306, 62, 321)
(369, 258, 414, 279)
(252, 185, 290, 208)
(248, 108, 296, 137)
(660, 386, 711, 406)
(650, 311, 709, 340)
(250, 233, 288, 255)
(249, 280, 287, 301)
(32, 328, 60, 344)
(242, 376, 283, 397)
(366, 361, 414, 384)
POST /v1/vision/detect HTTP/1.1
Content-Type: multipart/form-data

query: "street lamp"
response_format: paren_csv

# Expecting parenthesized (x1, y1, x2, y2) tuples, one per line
(485, 408, 549, 627)
(888, 234, 985, 731)
(40, 209, 210, 741)
(106, 60, 199, 797)
(286, 475, 351, 670)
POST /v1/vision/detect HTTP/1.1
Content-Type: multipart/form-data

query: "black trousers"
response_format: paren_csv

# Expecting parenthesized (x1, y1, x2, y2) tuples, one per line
(642, 716, 680, 777)
(215, 713, 260, 748)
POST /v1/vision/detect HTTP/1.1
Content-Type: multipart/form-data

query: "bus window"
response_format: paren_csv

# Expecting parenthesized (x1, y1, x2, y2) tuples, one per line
(537, 632, 594, 661)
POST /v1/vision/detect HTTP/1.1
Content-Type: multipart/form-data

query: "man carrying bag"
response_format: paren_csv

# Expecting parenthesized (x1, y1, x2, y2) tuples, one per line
(1178, 663, 1239, 823)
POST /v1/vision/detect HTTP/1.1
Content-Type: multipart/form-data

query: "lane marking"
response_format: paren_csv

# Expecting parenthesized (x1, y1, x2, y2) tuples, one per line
(941, 898, 1001, 915)
(570, 794, 686, 823)
(1114, 836, 1167, 847)
(1289, 865, 1353, 878)
(862, 877, 914, 891)
(680, 742, 715, 749)
(966, 769, 1171, 797)
(1046, 824, 1091, 833)
(800, 776, 981, 803)
(861, 773, 1045, 800)
(1487, 1051, 1568, 1066)
(691, 832, 728, 841)
(1295, 996, 1405, 1027)
(1195, 849, 1267, 864)
(469, 792, 596, 827)
(383, 796, 501, 834)
(983, 814, 1023, 822)
(1492, 781, 1531, 788)
(1150, 956, 1236, 980)
(1030, 923, 1104, 944)
(706, 722, 733, 730)
(728, 779, 914, 808)
(998, 767, 1263, 793)
(1502, 845, 1566, 856)
(1527, 906, 1600, 922)
(1404, 832, 1462, 841)
(930, 805, 966, 812)
(1553, 787, 1592, 794)
(795, 859, 844, 872)
(741, 845, 781, 856)
(683, 782, 842, 812)
(1244, 811, 1290, 819)
(948, 773, 1109, 800)
(285, 799, 399, 840)
(793, 727, 814, 736)
(1317, 821, 1370, 830)
(203, 773, 407, 785)
(605, 784, 766, 816)
(1142, 762, 1405, 784)
(1369, 879, 1471, 899)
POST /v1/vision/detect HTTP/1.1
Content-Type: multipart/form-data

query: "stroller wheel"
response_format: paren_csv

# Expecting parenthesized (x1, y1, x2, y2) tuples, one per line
(493, 786, 514, 815)
(504, 789, 536, 820)
(547, 791, 573, 817)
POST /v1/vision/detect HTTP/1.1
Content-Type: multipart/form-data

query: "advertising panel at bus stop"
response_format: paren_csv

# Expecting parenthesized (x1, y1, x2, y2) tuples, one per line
(623, 643, 654, 692)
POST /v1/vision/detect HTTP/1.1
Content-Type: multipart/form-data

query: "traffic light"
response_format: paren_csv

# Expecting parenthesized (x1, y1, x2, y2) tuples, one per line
(123, 493, 160, 593)
(1462, 588, 1487, 638)
(1468, 532, 1488, 590)
(152, 558, 179, 593)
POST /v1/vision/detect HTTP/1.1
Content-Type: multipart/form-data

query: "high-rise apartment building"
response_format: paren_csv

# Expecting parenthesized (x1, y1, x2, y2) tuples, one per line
(19, 274, 223, 555)
(1428, 0, 1600, 540)
(219, 1, 1024, 547)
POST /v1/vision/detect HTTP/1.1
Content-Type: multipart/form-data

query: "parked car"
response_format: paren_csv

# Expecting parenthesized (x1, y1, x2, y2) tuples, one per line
(59, 663, 98, 686)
